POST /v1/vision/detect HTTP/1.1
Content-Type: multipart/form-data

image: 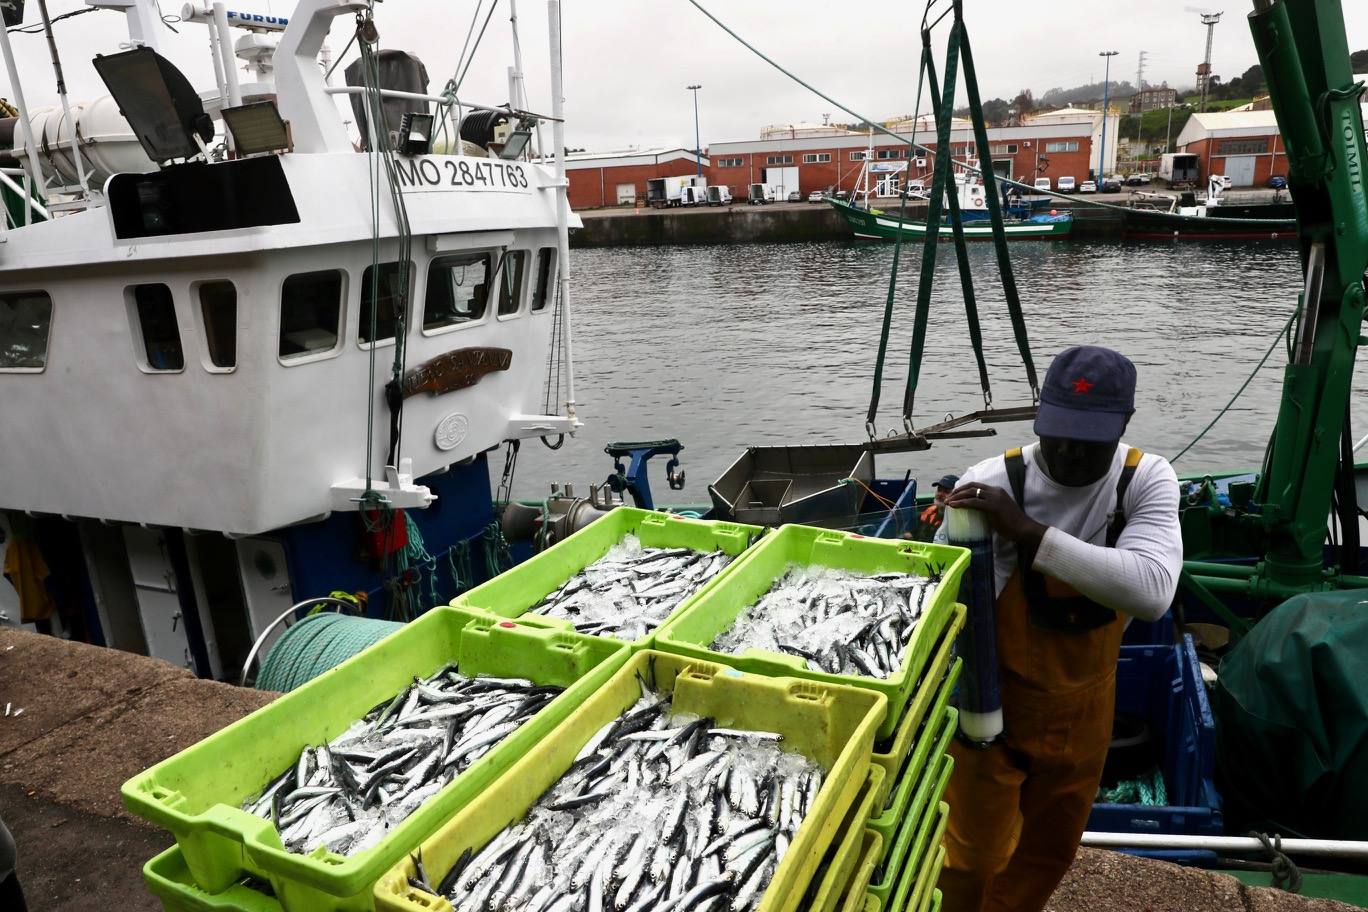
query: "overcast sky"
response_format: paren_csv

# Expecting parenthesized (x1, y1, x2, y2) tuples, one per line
(3, 0, 1366, 152)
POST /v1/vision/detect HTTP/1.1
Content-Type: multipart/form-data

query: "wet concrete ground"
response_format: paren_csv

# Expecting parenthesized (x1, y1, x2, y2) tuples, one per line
(0, 627, 1358, 911)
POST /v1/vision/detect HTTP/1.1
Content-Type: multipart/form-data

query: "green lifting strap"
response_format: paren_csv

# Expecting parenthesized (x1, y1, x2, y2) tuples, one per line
(924, 34, 994, 410)
(902, 22, 962, 425)
(957, 6, 1039, 401)
(865, 40, 931, 431)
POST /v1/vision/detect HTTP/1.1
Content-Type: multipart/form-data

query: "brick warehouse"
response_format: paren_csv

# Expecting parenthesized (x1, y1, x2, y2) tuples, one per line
(703, 109, 1117, 202)
(555, 148, 708, 209)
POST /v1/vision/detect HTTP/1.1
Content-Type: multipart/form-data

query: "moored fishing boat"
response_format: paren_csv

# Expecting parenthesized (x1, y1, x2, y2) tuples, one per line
(829, 196, 1074, 240)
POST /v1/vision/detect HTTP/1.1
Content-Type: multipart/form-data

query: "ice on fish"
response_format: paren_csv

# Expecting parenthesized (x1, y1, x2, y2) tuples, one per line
(240, 665, 562, 857)
(709, 565, 942, 679)
(530, 535, 736, 640)
(436, 688, 824, 912)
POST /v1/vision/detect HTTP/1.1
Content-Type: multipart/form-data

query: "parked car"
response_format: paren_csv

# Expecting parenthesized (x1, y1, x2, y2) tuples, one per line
(1267, 174, 1289, 189)
(906, 179, 926, 194)
(1057, 176, 1077, 193)
(1033, 177, 1052, 191)
(787, 191, 802, 202)
(1078, 180, 1097, 193)
(808, 190, 824, 203)
(1125, 173, 1152, 186)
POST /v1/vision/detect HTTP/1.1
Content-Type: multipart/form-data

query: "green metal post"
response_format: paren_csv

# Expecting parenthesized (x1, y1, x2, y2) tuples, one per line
(1246, 0, 1368, 594)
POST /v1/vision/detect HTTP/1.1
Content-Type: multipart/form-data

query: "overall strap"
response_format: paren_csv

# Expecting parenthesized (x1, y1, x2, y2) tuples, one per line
(1105, 447, 1143, 547)
(1004, 447, 1026, 506)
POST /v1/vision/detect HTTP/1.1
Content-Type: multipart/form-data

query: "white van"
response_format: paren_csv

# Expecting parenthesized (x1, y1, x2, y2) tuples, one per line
(1058, 176, 1077, 193)
(1033, 177, 1052, 191)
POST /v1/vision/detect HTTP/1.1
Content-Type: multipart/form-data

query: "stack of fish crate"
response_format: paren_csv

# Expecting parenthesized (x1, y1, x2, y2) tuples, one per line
(122, 513, 969, 912)
(653, 524, 967, 912)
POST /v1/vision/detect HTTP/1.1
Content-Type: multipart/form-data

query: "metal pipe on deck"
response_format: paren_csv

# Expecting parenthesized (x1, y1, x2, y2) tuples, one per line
(1082, 831, 1368, 860)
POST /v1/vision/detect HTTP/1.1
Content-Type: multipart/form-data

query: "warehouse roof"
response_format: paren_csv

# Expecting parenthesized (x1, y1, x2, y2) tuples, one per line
(537, 148, 709, 170)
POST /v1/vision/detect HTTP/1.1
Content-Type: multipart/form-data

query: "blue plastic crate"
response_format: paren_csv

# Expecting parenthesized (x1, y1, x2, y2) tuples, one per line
(1087, 634, 1222, 842)
(1121, 610, 1176, 646)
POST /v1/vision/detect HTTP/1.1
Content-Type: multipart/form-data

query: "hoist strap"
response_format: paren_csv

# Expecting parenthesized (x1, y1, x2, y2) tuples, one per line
(865, 40, 932, 430)
(958, 17, 1039, 400)
(902, 23, 962, 423)
(924, 45, 993, 408)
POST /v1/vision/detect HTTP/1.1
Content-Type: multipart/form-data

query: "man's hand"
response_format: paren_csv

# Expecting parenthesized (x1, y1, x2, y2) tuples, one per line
(943, 483, 1049, 545)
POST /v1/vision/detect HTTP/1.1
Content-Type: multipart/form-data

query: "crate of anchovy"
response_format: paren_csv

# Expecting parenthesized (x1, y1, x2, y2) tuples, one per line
(373, 650, 887, 912)
(654, 524, 969, 740)
(121, 607, 628, 912)
(451, 507, 763, 646)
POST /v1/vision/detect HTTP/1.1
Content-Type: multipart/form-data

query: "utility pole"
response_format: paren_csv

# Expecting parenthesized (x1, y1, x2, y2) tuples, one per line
(1135, 50, 1147, 150)
(1098, 50, 1118, 181)
(1198, 12, 1222, 112)
(686, 84, 702, 178)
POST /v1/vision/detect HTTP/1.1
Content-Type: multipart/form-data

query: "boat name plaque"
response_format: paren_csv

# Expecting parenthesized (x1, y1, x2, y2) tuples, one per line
(397, 347, 513, 398)
(393, 156, 533, 193)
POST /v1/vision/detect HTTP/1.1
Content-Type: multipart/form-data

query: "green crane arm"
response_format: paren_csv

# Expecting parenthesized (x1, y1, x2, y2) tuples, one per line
(1247, 0, 1368, 593)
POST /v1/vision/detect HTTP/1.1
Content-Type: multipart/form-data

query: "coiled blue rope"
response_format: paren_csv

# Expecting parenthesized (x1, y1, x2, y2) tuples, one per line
(256, 613, 403, 692)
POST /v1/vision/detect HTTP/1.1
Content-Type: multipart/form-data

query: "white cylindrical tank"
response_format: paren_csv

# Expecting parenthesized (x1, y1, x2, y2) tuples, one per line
(18, 97, 156, 190)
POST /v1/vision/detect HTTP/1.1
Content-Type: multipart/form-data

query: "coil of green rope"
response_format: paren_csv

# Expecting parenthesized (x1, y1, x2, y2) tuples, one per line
(256, 613, 403, 692)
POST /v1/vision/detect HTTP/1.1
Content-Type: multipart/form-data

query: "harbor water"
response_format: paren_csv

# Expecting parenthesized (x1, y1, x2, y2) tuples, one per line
(518, 239, 1352, 497)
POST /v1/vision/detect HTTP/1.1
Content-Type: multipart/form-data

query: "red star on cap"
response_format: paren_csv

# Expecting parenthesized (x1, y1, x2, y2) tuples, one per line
(1072, 376, 1094, 394)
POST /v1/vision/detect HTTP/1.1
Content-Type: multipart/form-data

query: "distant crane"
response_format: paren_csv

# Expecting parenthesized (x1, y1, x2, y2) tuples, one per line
(1197, 11, 1223, 112)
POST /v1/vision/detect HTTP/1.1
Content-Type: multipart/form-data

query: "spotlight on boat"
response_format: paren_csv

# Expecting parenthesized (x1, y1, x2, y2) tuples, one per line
(221, 101, 293, 156)
(397, 111, 435, 156)
(498, 121, 534, 161)
(92, 47, 214, 164)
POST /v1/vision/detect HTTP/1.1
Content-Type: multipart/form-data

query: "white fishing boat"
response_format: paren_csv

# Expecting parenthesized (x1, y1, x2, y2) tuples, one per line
(0, 0, 580, 674)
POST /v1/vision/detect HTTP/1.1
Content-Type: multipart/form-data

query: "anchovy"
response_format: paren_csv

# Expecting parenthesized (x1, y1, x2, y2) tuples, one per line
(709, 565, 945, 679)
(529, 535, 735, 640)
(435, 691, 824, 912)
(240, 665, 563, 857)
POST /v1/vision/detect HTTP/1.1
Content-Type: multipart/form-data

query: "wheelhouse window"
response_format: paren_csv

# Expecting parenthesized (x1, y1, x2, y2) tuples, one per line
(424, 252, 492, 331)
(280, 270, 343, 361)
(359, 261, 413, 345)
(0, 290, 53, 371)
(496, 250, 528, 317)
(129, 283, 183, 371)
(197, 281, 237, 370)
(531, 248, 556, 312)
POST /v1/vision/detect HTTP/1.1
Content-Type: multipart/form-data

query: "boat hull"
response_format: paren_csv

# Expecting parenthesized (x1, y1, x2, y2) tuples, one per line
(829, 198, 1073, 240)
(1123, 207, 1298, 240)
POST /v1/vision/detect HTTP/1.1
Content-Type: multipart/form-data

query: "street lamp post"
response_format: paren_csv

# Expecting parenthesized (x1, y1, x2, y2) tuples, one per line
(1097, 51, 1118, 182)
(687, 84, 702, 178)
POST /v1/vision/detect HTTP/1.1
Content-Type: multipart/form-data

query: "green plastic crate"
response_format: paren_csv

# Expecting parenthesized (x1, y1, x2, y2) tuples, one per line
(451, 507, 762, 646)
(928, 888, 942, 912)
(870, 602, 964, 809)
(806, 764, 885, 912)
(121, 608, 628, 912)
(871, 678, 958, 839)
(833, 829, 883, 912)
(374, 650, 887, 912)
(654, 524, 968, 740)
(887, 804, 949, 912)
(869, 750, 955, 906)
(144, 845, 282, 912)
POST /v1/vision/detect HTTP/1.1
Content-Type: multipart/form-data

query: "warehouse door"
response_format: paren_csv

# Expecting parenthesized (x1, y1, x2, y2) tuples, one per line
(1224, 156, 1257, 187)
(616, 183, 636, 204)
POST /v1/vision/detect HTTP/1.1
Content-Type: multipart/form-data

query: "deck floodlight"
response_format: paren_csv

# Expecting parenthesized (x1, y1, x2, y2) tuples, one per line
(498, 128, 532, 160)
(2, 1, 25, 28)
(92, 47, 214, 164)
(398, 112, 435, 156)
(222, 101, 293, 155)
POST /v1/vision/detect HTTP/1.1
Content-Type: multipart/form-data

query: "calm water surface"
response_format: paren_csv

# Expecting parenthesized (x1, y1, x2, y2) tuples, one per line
(517, 239, 1362, 499)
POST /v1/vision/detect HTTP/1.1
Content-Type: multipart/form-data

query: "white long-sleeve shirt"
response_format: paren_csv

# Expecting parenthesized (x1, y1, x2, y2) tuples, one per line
(934, 442, 1182, 621)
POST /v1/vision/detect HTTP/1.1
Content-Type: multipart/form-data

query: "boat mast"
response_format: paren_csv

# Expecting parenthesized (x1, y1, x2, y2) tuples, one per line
(548, 0, 577, 424)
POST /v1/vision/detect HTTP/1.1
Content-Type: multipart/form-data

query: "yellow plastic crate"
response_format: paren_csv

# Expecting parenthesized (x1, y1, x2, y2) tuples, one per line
(834, 829, 884, 912)
(374, 650, 887, 912)
(805, 764, 884, 912)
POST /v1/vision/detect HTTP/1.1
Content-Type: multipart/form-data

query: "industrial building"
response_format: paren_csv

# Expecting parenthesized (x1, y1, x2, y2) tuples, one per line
(1174, 100, 1368, 186)
(703, 107, 1118, 202)
(554, 148, 708, 209)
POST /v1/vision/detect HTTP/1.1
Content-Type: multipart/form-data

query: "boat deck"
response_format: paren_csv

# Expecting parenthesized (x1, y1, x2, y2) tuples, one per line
(0, 627, 1358, 912)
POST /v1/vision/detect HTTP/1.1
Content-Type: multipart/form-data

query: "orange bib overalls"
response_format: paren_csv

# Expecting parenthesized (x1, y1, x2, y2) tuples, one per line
(939, 447, 1141, 912)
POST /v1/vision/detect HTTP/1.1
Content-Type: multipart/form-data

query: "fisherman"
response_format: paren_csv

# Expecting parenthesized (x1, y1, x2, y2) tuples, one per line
(914, 474, 959, 540)
(934, 345, 1182, 912)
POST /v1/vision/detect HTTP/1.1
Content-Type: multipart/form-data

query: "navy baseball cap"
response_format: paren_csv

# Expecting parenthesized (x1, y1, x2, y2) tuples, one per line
(1034, 346, 1136, 443)
(933, 474, 959, 490)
